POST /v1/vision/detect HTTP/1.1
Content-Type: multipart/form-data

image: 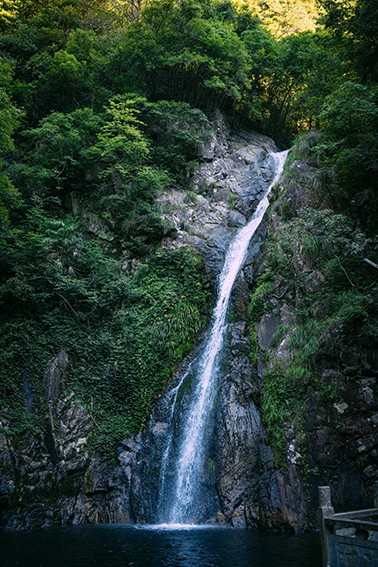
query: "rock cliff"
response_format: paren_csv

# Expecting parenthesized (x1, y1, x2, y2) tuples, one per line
(1, 121, 375, 532)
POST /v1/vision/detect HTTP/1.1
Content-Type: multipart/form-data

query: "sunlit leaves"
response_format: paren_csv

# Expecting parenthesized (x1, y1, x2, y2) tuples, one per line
(0, 0, 20, 25)
(235, 0, 320, 37)
(83, 97, 150, 196)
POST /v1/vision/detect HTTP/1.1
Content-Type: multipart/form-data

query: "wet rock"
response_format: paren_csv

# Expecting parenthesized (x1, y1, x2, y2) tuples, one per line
(73, 452, 135, 524)
(359, 380, 375, 407)
(0, 383, 99, 528)
(228, 210, 246, 228)
(216, 367, 263, 528)
(214, 321, 308, 531)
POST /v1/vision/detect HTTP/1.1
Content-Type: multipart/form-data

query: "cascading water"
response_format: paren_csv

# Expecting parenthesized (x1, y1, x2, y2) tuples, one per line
(157, 150, 288, 526)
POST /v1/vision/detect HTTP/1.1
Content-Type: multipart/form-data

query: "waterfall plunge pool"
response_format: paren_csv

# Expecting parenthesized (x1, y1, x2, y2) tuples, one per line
(1, 524, 321, 566)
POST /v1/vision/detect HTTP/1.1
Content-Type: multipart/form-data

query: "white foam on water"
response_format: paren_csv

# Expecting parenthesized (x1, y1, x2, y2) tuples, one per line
(139, 523, 221, 531)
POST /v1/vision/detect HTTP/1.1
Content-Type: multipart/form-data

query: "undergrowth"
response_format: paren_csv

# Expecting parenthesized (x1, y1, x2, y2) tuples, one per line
(249, 137, 378, 465)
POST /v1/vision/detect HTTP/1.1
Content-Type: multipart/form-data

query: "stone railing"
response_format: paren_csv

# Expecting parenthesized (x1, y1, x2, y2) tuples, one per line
(318, 485, 378, 567)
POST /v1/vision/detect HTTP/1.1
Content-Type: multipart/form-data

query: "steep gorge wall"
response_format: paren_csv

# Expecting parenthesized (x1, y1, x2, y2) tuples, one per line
(1, 120, 375, 531)
(122, 125, 307, 529)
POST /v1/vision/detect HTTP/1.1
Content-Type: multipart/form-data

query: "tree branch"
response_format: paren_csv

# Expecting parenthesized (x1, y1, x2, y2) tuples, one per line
(363, 258, 378, 270)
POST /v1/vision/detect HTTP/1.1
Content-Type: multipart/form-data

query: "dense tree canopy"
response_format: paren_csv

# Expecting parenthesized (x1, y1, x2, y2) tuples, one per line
(317, 0, 378, 81)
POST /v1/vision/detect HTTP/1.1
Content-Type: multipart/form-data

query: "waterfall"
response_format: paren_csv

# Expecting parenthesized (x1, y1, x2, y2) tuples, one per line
(158, 150, 288, 526)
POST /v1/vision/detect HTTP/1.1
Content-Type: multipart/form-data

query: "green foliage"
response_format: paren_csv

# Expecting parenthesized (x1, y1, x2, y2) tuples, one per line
(0, 58, 21, 153)
(0, 232, 212, 455)
(111, 0, 251, 111)
(0, 0, 376, 473)
(9, 95, 179, 255)
(0, 3, 116, 120)
(265, 207, 366, 278)
(318, 0, 378, 81)
(248, 277, 275, 323)
(0, 73, 214, 456)
(0, 56, 23, 246)
(11, 107, 101, 198)
(0, 0, 366, 146)
(237, 0, 320, 37)
(262, 362, 309, 464)
(85, 96, 151, 183)
(141, 100, 212, 179)
(0, 0, 19, 25)
(249, 328, 259, 365)
(315, 82, 378, 232)
(255, 31, 347, 142)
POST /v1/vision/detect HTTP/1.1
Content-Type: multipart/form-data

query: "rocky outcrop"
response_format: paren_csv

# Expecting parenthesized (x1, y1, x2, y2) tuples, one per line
(215, 321, 265, 527)
(0, 353, 142, 529)
(1, 118, 305, 531)
(215, 321, 309, 530)
(123, 121, 285, 529)
(120, 138, 305, 530)
(0, 380, 92, 529)
(305, 374, 377, 512)
(254, 287, 378, 525)
(1, 116, 280, 529)
(157, 122, 278, 275)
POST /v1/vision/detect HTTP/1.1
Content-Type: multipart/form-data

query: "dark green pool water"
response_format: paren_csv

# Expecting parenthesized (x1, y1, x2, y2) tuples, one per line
(0, 524, 321, 566)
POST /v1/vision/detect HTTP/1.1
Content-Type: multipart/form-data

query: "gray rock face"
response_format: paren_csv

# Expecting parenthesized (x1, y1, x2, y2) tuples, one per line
(305, 374, 378, 512)
(0, 344, 139, 529)
(216, 322, 264, 527)
(216, 322, 308, 531)
(128, 309, 309, 531)
(126, 322, 264, 526)
(253, 276, 378, 527)
(116, 127, 290, 529)
(157, 121, 278, 276)
(0, 383, 139, 529)
(258, 313, 281, 352)
(44, 350, 69, 401)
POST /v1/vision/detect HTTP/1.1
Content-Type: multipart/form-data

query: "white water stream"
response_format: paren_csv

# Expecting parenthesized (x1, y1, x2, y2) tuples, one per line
(160, 150, 288, 525)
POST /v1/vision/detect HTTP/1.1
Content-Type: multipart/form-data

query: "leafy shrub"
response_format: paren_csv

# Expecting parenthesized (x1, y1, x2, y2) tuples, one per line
(0, 233, 212, 458)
